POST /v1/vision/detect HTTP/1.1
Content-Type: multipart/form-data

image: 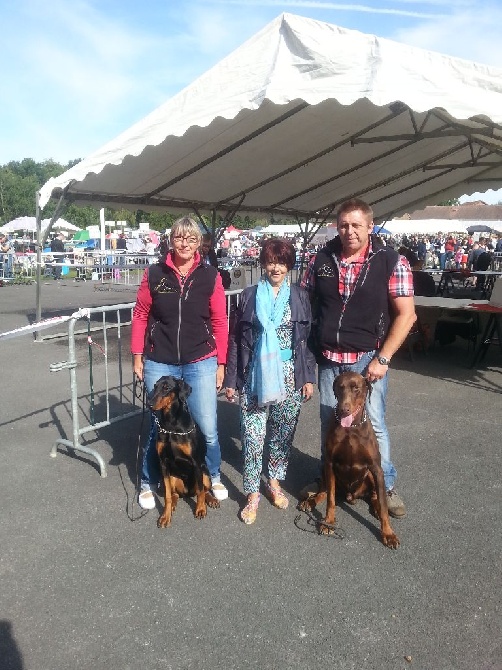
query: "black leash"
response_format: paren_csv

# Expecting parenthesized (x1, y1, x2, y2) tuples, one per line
(122, 375, 150, 521)
(294, 499, 346, 539)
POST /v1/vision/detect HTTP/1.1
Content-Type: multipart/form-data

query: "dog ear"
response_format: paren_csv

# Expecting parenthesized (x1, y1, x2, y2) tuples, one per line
(178, 379, 192, 401)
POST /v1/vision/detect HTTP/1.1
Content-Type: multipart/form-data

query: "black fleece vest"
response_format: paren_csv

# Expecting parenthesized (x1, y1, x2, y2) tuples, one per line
(144, 261, 218, 364)
(313, 238, 398, 353)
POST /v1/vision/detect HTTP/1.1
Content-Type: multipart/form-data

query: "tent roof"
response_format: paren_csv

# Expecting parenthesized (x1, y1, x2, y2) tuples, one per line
(39, 13, 502, 221)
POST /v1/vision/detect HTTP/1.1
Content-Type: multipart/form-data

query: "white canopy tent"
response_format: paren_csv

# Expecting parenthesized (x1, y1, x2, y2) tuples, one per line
(384, 219, 502, 235)
(0, 217, 79, 234)
(39, 13, 502, 224)
(261, 223, 306, 235)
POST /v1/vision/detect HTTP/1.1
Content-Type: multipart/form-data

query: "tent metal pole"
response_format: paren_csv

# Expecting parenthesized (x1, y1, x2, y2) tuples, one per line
(35, 192, 43, 341)
(34, 191, 68, 341)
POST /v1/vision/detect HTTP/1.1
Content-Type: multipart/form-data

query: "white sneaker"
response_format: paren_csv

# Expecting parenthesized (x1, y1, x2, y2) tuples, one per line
(138, 490, 156, 510)
(211, 482, 228, 501)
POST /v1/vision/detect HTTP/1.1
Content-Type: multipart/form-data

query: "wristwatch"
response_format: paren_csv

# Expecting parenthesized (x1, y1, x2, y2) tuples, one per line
(376, 354, 391, 366)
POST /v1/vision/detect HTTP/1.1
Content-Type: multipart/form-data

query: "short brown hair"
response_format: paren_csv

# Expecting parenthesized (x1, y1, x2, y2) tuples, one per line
(336, 198, 373, 223)
(259, 238, 296, 270)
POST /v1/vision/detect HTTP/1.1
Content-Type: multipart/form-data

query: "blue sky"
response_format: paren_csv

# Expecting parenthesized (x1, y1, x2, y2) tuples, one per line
(3, 0, 502, 202)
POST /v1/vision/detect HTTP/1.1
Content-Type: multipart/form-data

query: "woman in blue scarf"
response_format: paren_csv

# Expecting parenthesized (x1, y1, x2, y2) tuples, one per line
(225, 239, 316, 524)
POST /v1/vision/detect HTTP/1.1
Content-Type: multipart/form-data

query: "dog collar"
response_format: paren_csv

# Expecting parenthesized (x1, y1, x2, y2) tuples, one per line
(154, 415, 196, 436)
(335, 407, 367, 428)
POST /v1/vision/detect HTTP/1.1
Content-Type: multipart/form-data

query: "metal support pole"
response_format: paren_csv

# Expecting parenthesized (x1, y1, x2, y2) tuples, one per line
(35, 193, 43, 340)
(34, 191, 68, 341)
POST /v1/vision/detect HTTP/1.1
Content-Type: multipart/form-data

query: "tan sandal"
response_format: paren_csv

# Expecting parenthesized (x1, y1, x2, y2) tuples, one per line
(265, 482, 289, 510)
(240, 493, 260, 525)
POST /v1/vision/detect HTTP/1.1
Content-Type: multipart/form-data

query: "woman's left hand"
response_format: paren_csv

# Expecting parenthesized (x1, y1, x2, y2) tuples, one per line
(301, 383, 314, 401)
(216, 364, 225, 392)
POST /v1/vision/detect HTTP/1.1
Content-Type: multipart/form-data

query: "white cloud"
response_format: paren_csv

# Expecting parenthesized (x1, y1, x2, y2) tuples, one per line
(393, 5, 502, 66)
(205, 0, 455, 19)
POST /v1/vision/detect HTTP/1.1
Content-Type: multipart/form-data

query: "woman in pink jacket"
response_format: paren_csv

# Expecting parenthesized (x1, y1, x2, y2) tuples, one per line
(131, 217, 228, 509)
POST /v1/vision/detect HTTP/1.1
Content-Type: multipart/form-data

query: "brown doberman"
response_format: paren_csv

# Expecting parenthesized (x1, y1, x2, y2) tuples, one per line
(300, 371, 399, 548)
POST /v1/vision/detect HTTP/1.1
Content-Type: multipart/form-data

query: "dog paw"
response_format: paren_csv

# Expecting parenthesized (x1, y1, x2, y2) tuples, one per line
(318, 519, 336, 535)
(205, 493, 220, 508)
(298, 498, 314, 512)
(157, 515, 171, 528)
(194, 507, 207, 519)
(318, 525, 335, 536)
(382, 533, 400, 549)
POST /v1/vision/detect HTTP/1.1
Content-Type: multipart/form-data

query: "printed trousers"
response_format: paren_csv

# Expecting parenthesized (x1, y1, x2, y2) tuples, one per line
(240, 360, 303, 494)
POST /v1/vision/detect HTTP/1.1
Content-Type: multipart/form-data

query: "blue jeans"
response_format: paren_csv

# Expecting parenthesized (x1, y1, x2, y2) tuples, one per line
(141, 357, 222, 492)
(439, 251, 453, 270)
(318, 351, 397, 491)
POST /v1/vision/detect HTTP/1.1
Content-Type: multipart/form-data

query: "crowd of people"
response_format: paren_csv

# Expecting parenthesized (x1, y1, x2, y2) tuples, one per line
(381, 232, 502, 272)
(4, 222, 498, 283)
(131, 199, 417, 525)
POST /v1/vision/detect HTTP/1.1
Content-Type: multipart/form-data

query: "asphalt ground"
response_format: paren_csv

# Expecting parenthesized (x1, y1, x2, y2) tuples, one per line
(0, 278, 501, 670)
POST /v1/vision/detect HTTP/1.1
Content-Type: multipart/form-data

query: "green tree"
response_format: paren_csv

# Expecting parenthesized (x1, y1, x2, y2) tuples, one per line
(0, 167, 39, 222)
(437, 198, 460, 206)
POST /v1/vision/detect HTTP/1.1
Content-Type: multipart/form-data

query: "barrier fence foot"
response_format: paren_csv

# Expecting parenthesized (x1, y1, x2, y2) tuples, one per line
(50, 439, 108, 478)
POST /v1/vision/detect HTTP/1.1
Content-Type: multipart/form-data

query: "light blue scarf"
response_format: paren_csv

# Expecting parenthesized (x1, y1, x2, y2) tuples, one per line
(248, 276, 291, 407)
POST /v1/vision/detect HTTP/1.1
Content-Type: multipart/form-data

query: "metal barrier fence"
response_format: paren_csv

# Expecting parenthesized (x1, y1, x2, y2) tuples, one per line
(49, 303, 141, 477)
(48, 292, 242, 477)
(1, 251, 305, 288)
(0, 250, 152, 284)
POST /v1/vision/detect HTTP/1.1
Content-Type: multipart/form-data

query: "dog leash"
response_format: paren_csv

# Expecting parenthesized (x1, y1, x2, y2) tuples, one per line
(294, 503, 345, 539)
(127, 375, 149, 522)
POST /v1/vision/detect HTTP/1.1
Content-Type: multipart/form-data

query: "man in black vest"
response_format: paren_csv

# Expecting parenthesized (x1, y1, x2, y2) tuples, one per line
(50, 233, 66, 279)
(301, 198, 416, 518)
(200, 233, 219, 269)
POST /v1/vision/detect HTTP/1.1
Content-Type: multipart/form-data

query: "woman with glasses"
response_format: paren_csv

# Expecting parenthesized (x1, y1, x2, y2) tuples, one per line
(224, 238, 316, 524)
(131, 216, 229, 510)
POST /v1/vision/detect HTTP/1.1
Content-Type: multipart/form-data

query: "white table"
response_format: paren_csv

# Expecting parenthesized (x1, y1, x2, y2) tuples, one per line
(414, 297, 488, 309)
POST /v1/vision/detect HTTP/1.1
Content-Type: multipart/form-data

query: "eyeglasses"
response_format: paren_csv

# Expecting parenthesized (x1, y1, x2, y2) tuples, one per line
(172, 236, 198, 246)
(265, 261, 287, 268)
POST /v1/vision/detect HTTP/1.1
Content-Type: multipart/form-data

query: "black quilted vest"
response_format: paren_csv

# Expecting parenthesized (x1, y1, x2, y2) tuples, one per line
(312, 237, 398, 353)
(144, 261, 218, 364)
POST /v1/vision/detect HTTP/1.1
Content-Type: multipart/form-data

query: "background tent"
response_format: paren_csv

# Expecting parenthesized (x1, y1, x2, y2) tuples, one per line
(384, 218, 502, 235)
(38, 13, 502, 224)
(466, 222, 502, 233)
(384, 219, 470, 235)
(0, 217, 79, 234)
(72, 230, 91, 241)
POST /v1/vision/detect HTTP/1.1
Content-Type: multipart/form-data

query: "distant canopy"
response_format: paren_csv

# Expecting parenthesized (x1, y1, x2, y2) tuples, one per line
(0, 217, 79, 233)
